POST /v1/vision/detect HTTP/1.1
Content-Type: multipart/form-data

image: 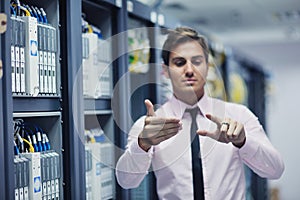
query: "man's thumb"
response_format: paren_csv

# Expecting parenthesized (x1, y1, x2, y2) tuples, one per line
(144, 99, 155, 116)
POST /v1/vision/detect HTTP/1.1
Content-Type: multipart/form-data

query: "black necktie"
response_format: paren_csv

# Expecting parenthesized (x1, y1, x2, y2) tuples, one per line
(186, 108, 205, 200)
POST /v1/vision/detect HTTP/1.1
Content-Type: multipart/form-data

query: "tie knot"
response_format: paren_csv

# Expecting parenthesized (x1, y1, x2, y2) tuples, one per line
(185, 107, 199, 120)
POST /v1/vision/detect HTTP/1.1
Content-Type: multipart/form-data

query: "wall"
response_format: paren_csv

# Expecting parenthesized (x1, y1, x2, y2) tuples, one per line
(228, 41, 300, 199)
(266, 65, 300, 200)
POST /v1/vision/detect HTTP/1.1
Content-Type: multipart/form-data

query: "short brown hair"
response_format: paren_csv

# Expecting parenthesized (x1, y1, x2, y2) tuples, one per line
(162, 27, 209, 65)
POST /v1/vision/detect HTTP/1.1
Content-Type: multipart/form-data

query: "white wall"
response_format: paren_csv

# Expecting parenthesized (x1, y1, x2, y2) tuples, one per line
(266, 65, 300, 200)
(228, 42, 300, 199)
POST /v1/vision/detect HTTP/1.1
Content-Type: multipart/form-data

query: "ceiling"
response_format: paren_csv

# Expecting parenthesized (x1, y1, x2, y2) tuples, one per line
(154, 0, 300, 69)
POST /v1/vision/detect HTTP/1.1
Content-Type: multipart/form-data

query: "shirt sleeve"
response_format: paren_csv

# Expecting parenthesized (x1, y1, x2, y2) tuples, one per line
(238, 106, 284, 179)
(115, 116, 153, 189)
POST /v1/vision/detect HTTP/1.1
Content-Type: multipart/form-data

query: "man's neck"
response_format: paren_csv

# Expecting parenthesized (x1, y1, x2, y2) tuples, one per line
(173, 93, 204, 106)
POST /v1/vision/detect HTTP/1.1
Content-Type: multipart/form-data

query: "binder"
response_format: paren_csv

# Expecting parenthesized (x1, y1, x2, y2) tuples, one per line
(22, 152, 42, 200)
(86, 143, 102, 200)
(22, 16, 39, 96)
(86, 142, 114, 200)
(23, 157, 29, 200)
(82, 33, 100, 98)
(46, 26, 52, 94)
(85, 147, 93, 200)
(20, 19, 26, 93)
(45, 153, 51, 200)
(42, 25, 48, 94)
(11, 16, 16, 93)
(19, 156, 29, 200)
(82, 34, 89, 96)
(14, 157, 19, 200)
(49, 152, 55, 199)
(52, 151, 60, 199)
(19, 158, 24, 200)
(15, 18, 21, 93)
(100, 143, 114, 199)
(50, 27, 57, 95)
(97, 39, 112, 97)
(41, 153, 47, 200)
(38, 24, 44, 93)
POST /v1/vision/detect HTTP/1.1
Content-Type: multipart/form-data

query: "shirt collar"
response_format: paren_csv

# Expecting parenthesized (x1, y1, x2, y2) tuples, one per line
(169, 93, 212, 118)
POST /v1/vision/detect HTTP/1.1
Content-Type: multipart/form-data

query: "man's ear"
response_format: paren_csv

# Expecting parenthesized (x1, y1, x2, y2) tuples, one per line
(162, 64, 170, 79)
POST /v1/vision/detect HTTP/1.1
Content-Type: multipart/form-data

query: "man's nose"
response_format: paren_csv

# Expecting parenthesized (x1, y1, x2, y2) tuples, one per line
(185, 60, 195, 71)
(185, 61, 194, 77)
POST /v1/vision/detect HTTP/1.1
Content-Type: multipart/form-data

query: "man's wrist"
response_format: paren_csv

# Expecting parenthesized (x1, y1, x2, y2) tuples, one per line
(233, 138, 246, 148)
(138, 137, 152, 152)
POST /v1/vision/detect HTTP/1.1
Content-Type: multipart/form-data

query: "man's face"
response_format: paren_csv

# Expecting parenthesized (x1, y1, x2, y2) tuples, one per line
(164, 41, 208, 102)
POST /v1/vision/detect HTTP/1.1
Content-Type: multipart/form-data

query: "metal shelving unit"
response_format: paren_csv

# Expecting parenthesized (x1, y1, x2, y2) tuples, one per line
(1, 1, 15, 199)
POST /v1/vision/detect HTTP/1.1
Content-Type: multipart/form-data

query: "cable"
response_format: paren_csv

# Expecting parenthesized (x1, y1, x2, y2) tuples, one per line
(14, 141, 20, 155)
(42, 134, 51, 150)
(16, 133, 24, 153)
(18, 5, 31, 16)
(35, 6, 43, 23)
(30, 6, 38, 19)
(24, 4, 33, 17)
(15, 121, 35, 152)
(22, 138, 35, 153)
(40, 7, 48, 24)
(10, 6, 16, 16)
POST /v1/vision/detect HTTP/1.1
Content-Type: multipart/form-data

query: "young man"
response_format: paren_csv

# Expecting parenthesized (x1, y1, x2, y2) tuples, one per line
(116, 27, 284, 199)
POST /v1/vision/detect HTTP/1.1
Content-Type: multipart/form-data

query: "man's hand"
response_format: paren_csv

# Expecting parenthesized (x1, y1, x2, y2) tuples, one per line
(197, 114, 246, 148)
(138, 99, 182, 152)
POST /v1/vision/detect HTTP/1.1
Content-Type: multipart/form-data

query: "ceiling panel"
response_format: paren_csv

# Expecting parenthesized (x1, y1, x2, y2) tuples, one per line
(158, 0, 300, 68)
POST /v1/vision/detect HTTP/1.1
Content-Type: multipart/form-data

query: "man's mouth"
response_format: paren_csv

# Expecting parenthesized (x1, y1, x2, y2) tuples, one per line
(183, 79, 197, 85)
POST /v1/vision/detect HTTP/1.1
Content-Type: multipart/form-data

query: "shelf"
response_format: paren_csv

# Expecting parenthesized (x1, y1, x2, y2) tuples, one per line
(13, 96, 61, 112)
(84, 97, 111, 111)
(127, 0, 158, 25)
(84, 109, 112, 115)
(13, 111, 61, 118)
(82, 0, 118, 12)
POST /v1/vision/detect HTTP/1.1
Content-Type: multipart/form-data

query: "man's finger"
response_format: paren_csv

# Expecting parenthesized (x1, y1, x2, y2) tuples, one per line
(232, 123, 243, 139)
(197, 130, 218, 138)
(205, 114, 222, 126)
(145, 99, 155, 116)
(145, 117, 180, 125)
(145, 123, 181, 132)
(197, 130, 208, 136)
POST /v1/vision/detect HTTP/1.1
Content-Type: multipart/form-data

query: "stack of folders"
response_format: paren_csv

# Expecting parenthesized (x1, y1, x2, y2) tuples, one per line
(14, 151, 60, 200)
(40, 150, 61, 200)
(10, 15, 58, 96)
(82, 35, 90, 98)
(37, 23, 57, 95)
(97, 39, 112, 97)
(11, 16, 26, 94)
(14, 156, 30, 200)
(99, 143, 114, 200)
(85, 147, 93, 200)
(85, 142, 114, 200)
(16, 152, 42, 200)
(82, 33, 112, 98)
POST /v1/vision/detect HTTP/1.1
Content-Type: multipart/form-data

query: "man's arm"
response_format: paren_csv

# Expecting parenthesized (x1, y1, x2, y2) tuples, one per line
(197, 105, 284, 179)
(238, 109, 284, 179)
(115, 116, 153, 189)
(116, 100, 182, 189)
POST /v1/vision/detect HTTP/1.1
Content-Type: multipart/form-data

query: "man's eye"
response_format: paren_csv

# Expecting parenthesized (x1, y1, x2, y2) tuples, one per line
(191, 60, 202, 66)
(174, 59, 186, 67)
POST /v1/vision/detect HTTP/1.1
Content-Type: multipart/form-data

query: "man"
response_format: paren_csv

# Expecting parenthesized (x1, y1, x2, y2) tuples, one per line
(116, 27, 284, 199)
